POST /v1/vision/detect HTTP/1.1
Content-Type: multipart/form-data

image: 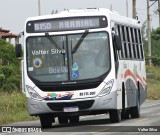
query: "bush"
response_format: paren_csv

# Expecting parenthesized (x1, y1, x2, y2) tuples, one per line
(0, 74, 5, 86)
(146, 65, 160, 80)
(156, 74, 160, 81)
(0, 39, 20, 92)
(1, 83, 18, 93)
(0, 66, 15, 77)
(152, 57, 160, 66)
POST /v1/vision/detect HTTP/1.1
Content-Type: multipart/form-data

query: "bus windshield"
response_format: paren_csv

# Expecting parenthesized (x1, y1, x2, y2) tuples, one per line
(26, 32, 110, 82)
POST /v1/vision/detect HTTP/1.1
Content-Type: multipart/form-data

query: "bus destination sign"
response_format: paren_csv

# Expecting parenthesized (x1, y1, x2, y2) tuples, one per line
(26, 16, 107, 33)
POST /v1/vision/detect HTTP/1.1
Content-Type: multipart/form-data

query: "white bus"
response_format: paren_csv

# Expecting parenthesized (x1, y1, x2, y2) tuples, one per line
(16, 8, 147, 127)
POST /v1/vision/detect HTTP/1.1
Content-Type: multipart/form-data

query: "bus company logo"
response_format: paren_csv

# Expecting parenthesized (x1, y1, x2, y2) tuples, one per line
(43, 92, 74, 100)
(32, 58, 42, 68)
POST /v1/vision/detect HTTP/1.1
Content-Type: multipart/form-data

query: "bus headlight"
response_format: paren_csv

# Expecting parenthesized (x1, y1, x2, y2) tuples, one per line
(98, 80, 114, 96)
(26, 85, 42, 101)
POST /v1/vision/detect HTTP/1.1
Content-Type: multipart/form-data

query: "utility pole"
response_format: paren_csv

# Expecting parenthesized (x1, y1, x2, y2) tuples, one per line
(38, 0, 41, 16)
(126, 0, 128, 17)
(132, 0, 136, 19)
(147, 0, 152, 66)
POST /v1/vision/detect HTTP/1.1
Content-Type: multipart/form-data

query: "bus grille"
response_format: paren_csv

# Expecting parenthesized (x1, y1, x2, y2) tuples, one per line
(47, 100, 95, 111)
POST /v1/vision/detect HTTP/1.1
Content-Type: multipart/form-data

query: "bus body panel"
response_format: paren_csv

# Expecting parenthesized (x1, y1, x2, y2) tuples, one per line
(22, 8, 147, 119)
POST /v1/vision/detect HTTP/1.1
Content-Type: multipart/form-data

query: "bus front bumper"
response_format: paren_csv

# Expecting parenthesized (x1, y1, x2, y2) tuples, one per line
(26, 91, 117, 116)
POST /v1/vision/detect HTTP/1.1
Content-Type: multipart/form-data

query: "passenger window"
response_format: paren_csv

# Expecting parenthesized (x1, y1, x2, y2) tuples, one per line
(121, 26, 128, 59)
(126, 27, 132, 58)
(134, 29, 140, 59)
(130, 28, 137, 59)
(138, 29, 144, 59)
(117, 25, 124, 59)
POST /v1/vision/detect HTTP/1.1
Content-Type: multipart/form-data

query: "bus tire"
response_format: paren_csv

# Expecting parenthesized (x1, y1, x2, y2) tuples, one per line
(121, 110, 130, 119)
(109, 109, 121, 123)
(39, 114, 54, 128)
(130, 92, 140, 118)
(58, 116, 69, 124)
(69, 116, 79, 124)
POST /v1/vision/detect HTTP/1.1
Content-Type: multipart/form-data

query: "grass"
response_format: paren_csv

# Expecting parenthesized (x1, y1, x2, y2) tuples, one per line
(146, 65, 160, 100)
(0, 91, 37, 125)
(147, 78, 160, 100)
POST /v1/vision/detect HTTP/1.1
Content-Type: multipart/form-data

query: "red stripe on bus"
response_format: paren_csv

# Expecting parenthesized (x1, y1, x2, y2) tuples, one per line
(124, 69, 146, 87)
(124, 69, 137, 85)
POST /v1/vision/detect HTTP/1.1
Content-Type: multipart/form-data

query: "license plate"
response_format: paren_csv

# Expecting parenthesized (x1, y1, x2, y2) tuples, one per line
(63, 106, 79, 112)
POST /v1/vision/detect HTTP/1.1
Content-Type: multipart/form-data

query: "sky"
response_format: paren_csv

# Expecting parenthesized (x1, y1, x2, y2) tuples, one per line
(0, 0, 159, 42)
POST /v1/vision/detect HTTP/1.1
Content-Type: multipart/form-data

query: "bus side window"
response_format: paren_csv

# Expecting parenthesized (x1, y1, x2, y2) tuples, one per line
(117, 25, 124, 59)
(129, 27, 134, 59)
(130, 28, 136, 59)
(121, 26, 128, 59)
(112, 33, 118, 62)
(138, 29, 144, 59)
(126, 27, 132, 59)
(134, 29, 140, 59)
(129, 28, 136, 59)
(118, 25, 125, 59)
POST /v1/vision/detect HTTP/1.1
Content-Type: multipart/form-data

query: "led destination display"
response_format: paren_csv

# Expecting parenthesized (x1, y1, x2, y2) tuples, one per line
(26, 16, 107, 33)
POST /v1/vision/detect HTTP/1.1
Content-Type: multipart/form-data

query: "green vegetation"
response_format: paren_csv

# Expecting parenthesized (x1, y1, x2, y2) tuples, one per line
(0, 39, 20, 92)
(141, 25, 160, 99)
(146, 66, 160, 100)
(151, 28, 160, 66)
(0, 39, 37, 125)
(142, 23, 160, 65)
(147, 79, 160, 100)
(0, 91, 37, 125)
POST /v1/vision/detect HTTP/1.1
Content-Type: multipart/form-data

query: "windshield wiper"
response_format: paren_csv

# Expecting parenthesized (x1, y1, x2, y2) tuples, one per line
(72, 30, 89, 54)
(45, 32, 64, 53)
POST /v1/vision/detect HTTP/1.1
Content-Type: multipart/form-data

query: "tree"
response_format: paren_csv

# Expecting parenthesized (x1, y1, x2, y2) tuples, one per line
(0, 39, 20, 92)
(151, 28, 160, 65)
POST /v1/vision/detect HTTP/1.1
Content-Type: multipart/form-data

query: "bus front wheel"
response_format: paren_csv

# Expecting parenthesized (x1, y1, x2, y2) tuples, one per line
(69, 116, 79, 124)
(39, 114, 54, 128)
(109, 109, 121, 123)
(58, 116, 69, 124)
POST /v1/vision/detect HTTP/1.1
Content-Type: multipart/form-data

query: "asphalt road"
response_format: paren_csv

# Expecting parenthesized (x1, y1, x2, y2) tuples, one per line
(1, 100, 160, 135)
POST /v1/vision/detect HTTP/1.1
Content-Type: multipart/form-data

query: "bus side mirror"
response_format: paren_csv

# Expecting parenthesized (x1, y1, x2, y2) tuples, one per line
(16, 44, 22, 57)
(115, 35, 122, 50)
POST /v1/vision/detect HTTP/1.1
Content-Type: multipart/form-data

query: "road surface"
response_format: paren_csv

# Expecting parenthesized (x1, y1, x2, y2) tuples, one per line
(1, 100, 160, 135)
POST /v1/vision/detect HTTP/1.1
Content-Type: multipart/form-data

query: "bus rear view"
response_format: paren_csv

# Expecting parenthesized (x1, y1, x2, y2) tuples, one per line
(16, 8, 147, 128)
